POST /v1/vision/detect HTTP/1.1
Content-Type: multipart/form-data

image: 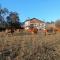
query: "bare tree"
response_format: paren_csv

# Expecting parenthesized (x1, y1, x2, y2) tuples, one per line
(6, 12, 20, 29)
(0, 6, 9, 31)
(55, 20, 60, 29)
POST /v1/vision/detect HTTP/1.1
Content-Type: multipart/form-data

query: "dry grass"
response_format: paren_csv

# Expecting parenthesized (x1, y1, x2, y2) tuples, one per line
(0, 31, 60, 60)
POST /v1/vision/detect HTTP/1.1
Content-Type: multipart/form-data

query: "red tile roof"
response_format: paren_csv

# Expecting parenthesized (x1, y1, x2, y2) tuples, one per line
(25, 18, 44, 23)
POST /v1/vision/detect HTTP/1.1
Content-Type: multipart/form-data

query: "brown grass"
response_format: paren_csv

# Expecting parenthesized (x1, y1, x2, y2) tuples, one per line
(0, 31, 60, 60)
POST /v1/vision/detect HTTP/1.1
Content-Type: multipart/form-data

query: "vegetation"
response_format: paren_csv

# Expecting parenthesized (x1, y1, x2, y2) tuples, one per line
(0, 6, 20, 31)
(55, 20, 60, 29)
(7, 12, 20, 28)
(0, 32, 60, 60)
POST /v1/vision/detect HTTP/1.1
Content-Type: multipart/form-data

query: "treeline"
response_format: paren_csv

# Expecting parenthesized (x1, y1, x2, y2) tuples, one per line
(0, 6, 21, 31)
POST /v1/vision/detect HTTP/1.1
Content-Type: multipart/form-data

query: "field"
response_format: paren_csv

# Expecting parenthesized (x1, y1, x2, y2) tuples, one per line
(0, 31, 60, 60)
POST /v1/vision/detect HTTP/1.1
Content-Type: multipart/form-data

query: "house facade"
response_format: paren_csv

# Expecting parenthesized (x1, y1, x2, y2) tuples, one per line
(24, 20, 30, 30)
(24, 18, 46, 30)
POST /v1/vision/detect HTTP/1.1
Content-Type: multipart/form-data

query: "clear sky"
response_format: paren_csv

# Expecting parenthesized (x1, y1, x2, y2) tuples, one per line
(0, 0, 60, 22)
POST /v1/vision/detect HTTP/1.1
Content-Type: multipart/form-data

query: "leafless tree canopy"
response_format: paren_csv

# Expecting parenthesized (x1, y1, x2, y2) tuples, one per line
(55, 20, 60, 29)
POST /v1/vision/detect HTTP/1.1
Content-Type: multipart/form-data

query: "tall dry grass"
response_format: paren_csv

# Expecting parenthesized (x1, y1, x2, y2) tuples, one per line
(0, 31, 60, 60)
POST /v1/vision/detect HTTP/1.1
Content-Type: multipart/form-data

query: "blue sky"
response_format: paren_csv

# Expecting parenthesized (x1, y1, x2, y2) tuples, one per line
(0, 0, 60, 22)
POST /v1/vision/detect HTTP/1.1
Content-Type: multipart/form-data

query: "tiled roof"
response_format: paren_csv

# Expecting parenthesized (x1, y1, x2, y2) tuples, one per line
(25, 18, 44, 23)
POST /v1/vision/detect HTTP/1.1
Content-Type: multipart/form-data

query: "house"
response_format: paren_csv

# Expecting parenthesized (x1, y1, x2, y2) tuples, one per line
(24, 18, 46, 30)
(24, 20, 30, 30)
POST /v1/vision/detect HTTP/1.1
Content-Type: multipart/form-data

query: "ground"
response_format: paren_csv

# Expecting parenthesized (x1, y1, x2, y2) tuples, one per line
(0, 31, 60, 60)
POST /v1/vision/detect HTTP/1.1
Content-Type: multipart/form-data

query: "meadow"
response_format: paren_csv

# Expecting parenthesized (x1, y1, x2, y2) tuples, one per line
(0, 31, 60, 60)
